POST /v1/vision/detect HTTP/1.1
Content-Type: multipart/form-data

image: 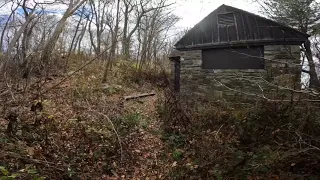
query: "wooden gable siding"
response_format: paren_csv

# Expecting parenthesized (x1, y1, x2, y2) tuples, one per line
(175, 5, 308, 50)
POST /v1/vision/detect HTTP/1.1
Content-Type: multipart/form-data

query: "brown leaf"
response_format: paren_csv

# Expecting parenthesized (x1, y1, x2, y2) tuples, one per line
(172, 161, 177, 167)
(26, 147, 35, 157)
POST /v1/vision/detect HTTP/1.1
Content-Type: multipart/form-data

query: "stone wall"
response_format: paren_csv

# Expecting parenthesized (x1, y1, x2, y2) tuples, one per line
(176, 45, 301, 101)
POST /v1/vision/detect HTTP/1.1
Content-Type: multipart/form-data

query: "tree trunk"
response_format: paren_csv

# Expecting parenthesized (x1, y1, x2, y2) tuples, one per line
(102, 0, 120, 83)
(1, 12, 35, 72)
(122, 3, 130, 60)
(304, 39, 320, 88)
(88, 16, 98, 55)
(0, 3, 17, 53)
(40, 0, 86, 73)
(41, 15, 68, 66)
(20, 20, 37, 77)
(65, 5, 85, 71)
(77, 19, 88, 53)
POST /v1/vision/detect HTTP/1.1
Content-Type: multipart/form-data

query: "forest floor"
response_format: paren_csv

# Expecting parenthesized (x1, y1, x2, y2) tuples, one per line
(118, 96, 174, 179)
(2, 59, 320, 179)
(0, 59, 177, 179)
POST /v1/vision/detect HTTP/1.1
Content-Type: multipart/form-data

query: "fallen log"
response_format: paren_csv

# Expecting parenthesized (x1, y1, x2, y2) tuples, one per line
(124, 92, 156, 100)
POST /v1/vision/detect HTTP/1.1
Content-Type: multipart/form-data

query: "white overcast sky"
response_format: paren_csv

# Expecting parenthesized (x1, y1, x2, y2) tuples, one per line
(174, 0, 260, 28)
(0, 0, 262, 38)
(0, 0, 261, 26)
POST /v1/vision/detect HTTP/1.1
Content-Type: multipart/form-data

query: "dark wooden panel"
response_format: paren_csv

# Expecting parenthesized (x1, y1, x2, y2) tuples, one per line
(192, 26, 200, 44)
(202, 17, 213, 44)
(259, 27, 269, 39)
(174, 5, 308, 49)
(228, 25, 237, 41)
(212, 15, 218, 42)
(196, 26, 203, 44)
(209, 17, 215, 43)
(202, 46, 264, 69)
(234, 12, 245, 40)
(257, 19, 272, 39)
(289, 31, 299, 39)
(283, 28, 299, 39)
(273, 27, 286, 39)
(243, 14, 252, 40)
(248, 16, 259, 39)
(219, 25, 228, 42)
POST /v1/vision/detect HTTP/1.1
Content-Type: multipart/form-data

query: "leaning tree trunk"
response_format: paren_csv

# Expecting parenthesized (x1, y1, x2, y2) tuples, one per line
(77, 19, 88, 53)
(1, 12, 35, 73)
(41, 16, 68, 66)
(0, 4, 17, 53)
(20, 20, 37, 78)
(40, 0, 85, 74)
(64, 5, 86, 71)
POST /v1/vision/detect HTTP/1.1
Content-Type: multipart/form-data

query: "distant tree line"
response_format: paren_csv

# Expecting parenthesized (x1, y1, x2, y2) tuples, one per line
(0, 0, 179, 82)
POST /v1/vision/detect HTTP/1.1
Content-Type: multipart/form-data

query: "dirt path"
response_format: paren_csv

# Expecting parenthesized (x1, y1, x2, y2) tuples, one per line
(116, 95, 173, 180)
(0, 76, 174, 179)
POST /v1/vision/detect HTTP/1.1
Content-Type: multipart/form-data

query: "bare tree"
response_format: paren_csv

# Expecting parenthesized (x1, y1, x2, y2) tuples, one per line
(0, 0, 178, 82)
(137, 1, 177, 70)
(64, 5, 87, 70)
(102, 0, 120, 82)
(257, 0, 320, 88)
(121, 0, 173, 60)
(40, 0, 86, 69)
(75, 17, 89, 53)
(88, 0, 110, 56)
(1, 2, 38, 72)
(0, 0, 20, 53)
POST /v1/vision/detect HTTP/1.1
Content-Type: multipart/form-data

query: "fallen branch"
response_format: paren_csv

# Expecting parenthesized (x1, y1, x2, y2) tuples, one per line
(124, 92, 156, 100)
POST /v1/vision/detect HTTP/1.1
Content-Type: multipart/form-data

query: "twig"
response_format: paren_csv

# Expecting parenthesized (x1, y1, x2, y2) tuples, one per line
(0, 90, 9, 97)
(258, 77, 319, 96)
(92, 111, 123, 163)
(213, 78, 320, 102)
(0, 151, 65, 172)
(213, 78, 268, 100)
(4, 76, 16, 101)
(215, 124, 224, 141)
(254, 80, 267, 99)
(42, 45, 112, 94)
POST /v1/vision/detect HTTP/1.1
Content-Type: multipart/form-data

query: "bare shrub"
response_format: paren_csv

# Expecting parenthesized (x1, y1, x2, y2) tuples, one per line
(157, 91, 320, 179)
(117, 60, 170, 88)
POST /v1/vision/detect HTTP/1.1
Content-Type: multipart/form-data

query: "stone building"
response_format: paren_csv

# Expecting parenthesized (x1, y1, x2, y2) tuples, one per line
(169, 5, 309, 101)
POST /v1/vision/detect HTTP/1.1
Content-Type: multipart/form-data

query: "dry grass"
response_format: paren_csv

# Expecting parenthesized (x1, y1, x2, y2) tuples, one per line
(2, 54, 319, 179)
(157, 89, 320, 179)
(0, 55, 172, 179)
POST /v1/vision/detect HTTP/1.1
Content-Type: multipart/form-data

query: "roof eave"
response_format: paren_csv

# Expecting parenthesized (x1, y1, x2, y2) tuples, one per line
(175, 39, 306, 51)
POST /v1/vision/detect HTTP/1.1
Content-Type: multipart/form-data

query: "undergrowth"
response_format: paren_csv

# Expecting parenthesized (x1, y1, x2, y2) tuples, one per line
(157, 88, 320, 179)
(0, 56, 166, 179)
(4, 52, 319, 179)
